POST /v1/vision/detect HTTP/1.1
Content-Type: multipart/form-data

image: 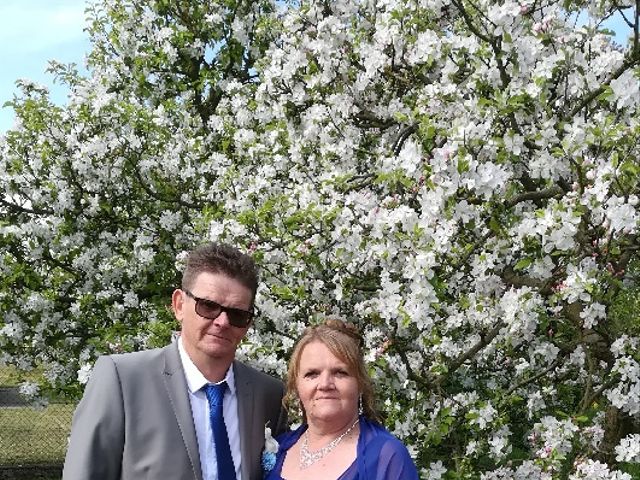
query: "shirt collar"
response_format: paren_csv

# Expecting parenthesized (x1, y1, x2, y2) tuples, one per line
(177, 336, 236, 395)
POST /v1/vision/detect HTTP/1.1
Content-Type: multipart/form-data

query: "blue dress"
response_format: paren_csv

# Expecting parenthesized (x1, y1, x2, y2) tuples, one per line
(264, 416, 419, 479)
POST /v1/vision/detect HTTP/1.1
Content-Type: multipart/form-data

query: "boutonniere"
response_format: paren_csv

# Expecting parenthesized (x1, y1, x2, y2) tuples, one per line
(261, 424, 279, 476)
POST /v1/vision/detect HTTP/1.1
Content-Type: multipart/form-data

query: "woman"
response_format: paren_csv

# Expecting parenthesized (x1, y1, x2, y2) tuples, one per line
(264, 319, 419, 479)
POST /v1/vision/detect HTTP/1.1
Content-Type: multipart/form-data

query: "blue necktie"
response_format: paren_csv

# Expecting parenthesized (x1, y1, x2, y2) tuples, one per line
(204, 382, 236, 480)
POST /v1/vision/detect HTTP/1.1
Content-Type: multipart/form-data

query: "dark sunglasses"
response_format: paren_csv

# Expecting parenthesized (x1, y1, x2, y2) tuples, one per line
(183, 289, 253, 328)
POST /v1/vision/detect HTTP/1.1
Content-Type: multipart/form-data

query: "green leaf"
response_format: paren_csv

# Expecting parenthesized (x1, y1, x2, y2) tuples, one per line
(514, 258, 533, 271)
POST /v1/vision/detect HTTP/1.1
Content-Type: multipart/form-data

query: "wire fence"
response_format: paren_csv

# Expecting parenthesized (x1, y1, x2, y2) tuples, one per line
(0, 368, 75, 480)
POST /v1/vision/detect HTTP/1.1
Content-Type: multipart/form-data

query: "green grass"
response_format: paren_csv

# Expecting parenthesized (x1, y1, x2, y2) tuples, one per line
(0, 366, 27, 387)
(0, 404, 74, 466)
(0, 365, 47, 387)
(620, 463, 640, 477)
(0, 364, 74, 469)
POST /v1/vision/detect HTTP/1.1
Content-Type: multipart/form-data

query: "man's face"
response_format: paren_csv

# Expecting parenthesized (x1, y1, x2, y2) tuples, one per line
(173, 271, 252, 368)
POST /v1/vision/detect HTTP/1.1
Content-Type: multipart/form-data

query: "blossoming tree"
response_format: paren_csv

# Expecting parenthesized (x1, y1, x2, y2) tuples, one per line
(1, 0, 640, 477)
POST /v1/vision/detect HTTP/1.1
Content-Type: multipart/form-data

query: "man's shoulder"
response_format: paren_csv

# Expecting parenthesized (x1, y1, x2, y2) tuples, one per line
(100, 344, 171, 368)
(234, 359, 283, 387)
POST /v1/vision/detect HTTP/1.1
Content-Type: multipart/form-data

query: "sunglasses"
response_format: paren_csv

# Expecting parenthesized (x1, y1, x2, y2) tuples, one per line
(182, 289, 253, 328)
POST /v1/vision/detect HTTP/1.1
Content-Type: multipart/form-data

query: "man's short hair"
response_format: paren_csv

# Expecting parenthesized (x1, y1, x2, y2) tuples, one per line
(181, 243, 259, 303)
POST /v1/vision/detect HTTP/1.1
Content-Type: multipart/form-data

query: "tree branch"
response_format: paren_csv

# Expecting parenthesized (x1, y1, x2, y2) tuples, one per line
(504, 185, 564, 208)
(393, 124, 418, 155)
(569, 56, 640, 118)
(446, 321, 505, 375)
(0, 197, 54, 216)
(505, 357, 562, 396)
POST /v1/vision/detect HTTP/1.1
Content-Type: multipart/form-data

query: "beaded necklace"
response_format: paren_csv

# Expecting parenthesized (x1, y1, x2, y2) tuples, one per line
(299, 418, 359, 469)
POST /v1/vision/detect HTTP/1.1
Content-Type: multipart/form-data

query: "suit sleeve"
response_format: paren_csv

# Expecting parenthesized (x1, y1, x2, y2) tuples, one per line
(62, 356, 125, 480)
(273, 381, 288, 437)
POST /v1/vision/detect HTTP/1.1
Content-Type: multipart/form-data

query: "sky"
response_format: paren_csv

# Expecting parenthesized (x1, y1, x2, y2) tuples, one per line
(0, 2, 633, 133)
(0, 0, 90, 132)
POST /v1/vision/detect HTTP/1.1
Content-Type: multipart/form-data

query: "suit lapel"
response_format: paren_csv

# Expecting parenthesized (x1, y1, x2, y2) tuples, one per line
(234, 361, 256, 480)
(163, 342, 203, 480)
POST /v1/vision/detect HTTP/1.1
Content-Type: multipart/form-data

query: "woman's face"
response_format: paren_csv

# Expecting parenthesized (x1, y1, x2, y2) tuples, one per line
(296, 341, 360, 426)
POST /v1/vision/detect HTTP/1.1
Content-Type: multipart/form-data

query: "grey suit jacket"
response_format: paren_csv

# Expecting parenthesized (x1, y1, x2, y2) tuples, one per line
(62, 342, 287, 480)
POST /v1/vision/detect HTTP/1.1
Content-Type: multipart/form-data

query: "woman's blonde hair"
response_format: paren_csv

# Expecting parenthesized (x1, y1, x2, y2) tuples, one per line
(284, 318, 380, 423)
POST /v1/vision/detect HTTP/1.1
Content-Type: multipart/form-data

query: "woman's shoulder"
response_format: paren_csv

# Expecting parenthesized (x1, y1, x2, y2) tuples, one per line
(359, 417, 420, 479)
(361, 417, 412, 454)
(361, 417, 398, 440)
(275, 423, 307, 449)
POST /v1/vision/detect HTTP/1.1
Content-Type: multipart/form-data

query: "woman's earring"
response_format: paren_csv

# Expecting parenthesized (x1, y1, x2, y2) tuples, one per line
(358, 393, 364, 416)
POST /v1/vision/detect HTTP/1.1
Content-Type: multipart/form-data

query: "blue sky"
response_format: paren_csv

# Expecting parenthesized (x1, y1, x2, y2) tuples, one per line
(0, 2, 633, 133)
(0, 0, 90, 132)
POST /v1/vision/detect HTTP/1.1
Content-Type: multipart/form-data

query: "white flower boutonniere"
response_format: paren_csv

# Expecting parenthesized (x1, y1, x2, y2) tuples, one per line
(261, 424, 279, 476)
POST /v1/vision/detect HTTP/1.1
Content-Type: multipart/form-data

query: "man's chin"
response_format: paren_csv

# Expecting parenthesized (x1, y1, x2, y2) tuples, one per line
(201, 341, 234, 357)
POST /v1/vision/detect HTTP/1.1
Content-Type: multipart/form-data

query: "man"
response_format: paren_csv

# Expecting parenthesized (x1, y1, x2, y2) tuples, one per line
(63, 243, 287, 480)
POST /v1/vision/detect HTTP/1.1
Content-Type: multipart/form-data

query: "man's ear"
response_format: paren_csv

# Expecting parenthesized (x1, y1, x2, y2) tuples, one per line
(171, 289, 185, 322)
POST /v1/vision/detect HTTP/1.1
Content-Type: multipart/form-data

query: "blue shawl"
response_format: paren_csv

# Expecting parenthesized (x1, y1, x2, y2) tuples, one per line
(265, 415, 419, 479)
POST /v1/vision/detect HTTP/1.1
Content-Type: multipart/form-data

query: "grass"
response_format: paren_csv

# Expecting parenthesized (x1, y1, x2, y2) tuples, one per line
(0, 364, 74, 469)
(0, 365, 28, 387)
(0, 364, 53, 387)
(621, 463, 640, 477)
(0, 403, 74, 466)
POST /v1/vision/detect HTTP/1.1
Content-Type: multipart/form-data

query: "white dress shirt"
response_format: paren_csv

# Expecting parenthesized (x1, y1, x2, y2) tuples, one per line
(178, 338, 243, 480)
